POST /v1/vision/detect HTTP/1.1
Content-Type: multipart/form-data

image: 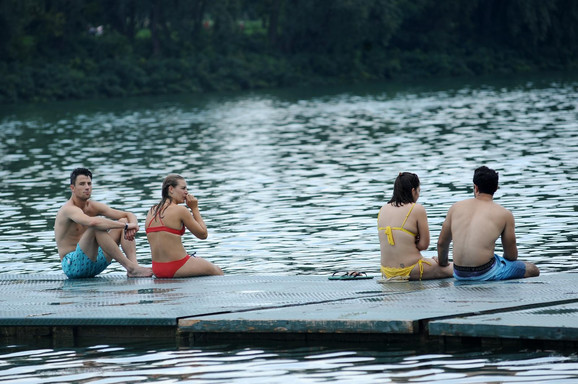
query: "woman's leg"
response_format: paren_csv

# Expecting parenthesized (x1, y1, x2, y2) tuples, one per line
(174, 256, 223, 277)
(410, 258, 453, 280)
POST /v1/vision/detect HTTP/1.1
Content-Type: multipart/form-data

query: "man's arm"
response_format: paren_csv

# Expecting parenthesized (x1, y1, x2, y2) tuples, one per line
(94, 202, 139, 240)
(436, 209, 452, 267)
(68, 202, 133, 231)
(95, 202, 136, 223)
(501, 210, 518, 261)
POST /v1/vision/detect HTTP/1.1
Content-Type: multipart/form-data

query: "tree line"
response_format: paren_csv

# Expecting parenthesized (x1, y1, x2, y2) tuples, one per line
(1, 0, 577, 103)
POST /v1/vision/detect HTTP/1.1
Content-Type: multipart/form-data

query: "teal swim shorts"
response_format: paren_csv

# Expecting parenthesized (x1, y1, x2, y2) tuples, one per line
(454, 254, 526, 281)
(61, 244, 111, 278)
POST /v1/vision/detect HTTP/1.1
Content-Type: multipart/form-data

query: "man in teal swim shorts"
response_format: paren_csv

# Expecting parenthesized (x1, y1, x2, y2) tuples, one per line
(437, 166, 540, 281)
(55, 168, 153, 278)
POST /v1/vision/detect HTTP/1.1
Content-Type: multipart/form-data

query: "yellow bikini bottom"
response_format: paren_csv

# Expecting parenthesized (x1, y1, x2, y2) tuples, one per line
(380, 259, 432, 281)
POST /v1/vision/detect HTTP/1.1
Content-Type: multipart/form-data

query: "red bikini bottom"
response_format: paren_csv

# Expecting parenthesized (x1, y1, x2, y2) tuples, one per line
(152, 255, 191, 278)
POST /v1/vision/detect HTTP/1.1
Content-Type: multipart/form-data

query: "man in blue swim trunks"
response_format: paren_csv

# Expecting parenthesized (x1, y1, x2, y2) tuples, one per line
(437, 166, 540, 281)
(54, 168, 153, 278)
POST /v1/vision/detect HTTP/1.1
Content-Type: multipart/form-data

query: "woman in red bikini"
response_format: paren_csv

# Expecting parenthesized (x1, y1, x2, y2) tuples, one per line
(145, 174, 223, 278)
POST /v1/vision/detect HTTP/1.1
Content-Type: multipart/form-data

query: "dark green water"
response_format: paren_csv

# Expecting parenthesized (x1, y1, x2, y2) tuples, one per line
(0, 73, 577, 382)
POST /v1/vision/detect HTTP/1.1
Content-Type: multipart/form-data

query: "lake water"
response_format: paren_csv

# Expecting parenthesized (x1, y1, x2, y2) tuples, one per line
(1, 72, 577, 382)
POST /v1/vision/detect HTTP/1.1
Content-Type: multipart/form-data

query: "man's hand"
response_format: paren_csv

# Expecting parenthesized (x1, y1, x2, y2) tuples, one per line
(124, 222, 139, 241)
(432, 255, 449, 267)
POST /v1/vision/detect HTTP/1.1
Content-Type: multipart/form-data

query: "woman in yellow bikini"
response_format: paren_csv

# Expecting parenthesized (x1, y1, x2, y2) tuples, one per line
(378, 172, 453, 281)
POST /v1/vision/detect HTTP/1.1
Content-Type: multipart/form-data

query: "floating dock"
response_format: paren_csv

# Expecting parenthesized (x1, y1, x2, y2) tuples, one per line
(1, 273, 577, 347)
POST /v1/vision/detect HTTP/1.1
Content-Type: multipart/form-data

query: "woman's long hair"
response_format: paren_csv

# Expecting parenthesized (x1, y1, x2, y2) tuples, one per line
(150, 174, 185, 219)
(388, 172, 420, 207)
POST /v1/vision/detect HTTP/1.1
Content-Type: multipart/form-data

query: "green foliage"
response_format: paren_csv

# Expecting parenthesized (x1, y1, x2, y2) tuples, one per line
(1, 0, 577, 103)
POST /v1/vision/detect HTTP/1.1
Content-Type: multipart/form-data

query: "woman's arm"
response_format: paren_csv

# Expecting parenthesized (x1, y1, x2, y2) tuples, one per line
(182, 195, 208, 239)
(415, 204, 430, 251)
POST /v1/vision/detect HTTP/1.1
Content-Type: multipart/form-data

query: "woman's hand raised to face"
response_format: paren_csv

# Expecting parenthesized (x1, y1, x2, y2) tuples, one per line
(185, 194, 199, 210)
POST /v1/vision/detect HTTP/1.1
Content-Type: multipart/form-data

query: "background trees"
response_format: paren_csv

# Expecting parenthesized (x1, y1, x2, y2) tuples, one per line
(1, 0, 577, 103)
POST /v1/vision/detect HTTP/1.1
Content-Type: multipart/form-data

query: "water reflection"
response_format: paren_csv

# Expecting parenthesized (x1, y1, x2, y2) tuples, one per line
(0, 342, 576, 383)
(0, 75, 577, 277)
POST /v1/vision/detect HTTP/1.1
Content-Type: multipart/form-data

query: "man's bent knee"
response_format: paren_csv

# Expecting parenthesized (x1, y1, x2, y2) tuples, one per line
(525, 263, 540, 278)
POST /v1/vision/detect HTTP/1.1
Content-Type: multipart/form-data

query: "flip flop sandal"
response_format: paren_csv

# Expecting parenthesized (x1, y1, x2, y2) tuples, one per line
(328, 271, 373, 280)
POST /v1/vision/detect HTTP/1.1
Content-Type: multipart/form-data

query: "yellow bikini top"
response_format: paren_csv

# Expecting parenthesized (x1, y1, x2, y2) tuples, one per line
(378, 203, 417, 245)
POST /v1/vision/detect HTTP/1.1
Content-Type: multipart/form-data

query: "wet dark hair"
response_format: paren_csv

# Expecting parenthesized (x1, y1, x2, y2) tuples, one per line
(150, 174, 185, 219)
(70, 168, 92, 186)
(473, 166, 499, 195)
(388, 172, 420, 207)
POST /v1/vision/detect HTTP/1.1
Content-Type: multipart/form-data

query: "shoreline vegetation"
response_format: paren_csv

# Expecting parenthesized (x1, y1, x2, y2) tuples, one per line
(2, 0, 577, 104)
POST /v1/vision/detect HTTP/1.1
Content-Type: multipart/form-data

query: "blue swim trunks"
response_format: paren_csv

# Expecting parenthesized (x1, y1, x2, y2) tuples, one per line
(61, 244, 111, 278)
(454, 254, 526, 281)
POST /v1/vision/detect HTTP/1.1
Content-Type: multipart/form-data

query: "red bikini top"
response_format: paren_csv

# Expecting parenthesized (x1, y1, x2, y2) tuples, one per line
(146, 216, 186, 236)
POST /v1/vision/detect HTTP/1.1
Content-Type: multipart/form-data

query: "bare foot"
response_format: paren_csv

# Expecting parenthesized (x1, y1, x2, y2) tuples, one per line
(127, 266, 153, 278)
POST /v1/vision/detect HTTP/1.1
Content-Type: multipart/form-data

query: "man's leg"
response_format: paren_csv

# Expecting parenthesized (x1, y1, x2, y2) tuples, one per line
(92, 228, 152, 277)
(524, 262, 540, 278)
(494, 256, 537, 280)
(110, 219, 138, 264)
(77, 227, 104, 262)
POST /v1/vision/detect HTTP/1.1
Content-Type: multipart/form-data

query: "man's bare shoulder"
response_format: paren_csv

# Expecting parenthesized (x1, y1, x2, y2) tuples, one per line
(56, 200, 80, 219)
(494, 202, 515, 218)
(83, 200, 111, 215)
(56, 199, 108, 222)
(449, 198, 476, 211)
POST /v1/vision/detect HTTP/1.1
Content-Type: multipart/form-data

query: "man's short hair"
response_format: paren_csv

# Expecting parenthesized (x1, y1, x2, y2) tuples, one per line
(473, 166, 498, 195)
(70, 168, 92, 186)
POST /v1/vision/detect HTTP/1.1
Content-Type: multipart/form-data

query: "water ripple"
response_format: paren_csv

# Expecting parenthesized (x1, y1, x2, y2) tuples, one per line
(0, 76, 577, 277)
(0, 343, 577, 383)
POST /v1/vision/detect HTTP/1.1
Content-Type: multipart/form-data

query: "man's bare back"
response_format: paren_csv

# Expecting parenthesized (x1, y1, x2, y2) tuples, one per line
(439, 195, 517, 267)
